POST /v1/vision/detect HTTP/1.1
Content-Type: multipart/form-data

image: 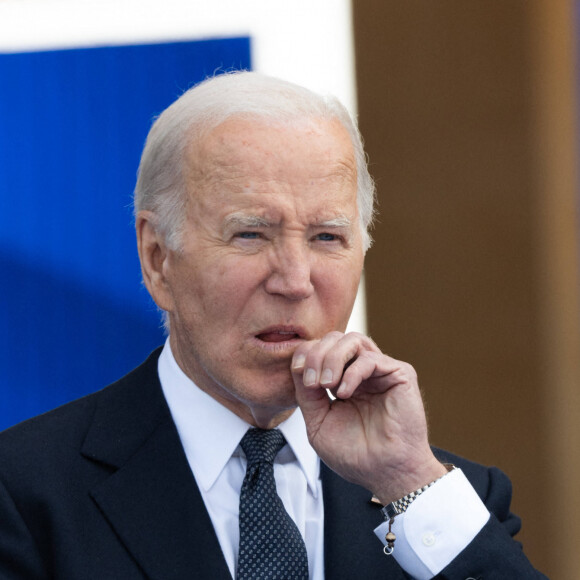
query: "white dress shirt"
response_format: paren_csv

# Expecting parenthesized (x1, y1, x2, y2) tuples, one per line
(158, 340, 489, 580)
(158, 341, 324, 579)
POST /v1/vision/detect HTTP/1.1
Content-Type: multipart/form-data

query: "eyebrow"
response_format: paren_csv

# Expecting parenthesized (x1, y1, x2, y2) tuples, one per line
(222, 212, 353, 231)
(223, 213, 272, 230)
(316, 215, 352, 228)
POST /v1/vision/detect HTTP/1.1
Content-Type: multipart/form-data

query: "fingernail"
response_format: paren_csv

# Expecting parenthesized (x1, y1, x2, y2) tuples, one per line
(320, 368, 333, 385)
(304, 368, 317, 386)
(292, 354, 306, 370)
(337, 382, 347, 397)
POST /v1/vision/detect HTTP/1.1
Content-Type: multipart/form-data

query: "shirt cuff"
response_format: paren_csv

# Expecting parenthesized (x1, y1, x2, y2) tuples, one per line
(374, 467, 489, 580)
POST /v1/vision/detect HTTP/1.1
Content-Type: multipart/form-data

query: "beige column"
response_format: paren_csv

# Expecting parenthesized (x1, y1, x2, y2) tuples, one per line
(353, 1, 580, 577)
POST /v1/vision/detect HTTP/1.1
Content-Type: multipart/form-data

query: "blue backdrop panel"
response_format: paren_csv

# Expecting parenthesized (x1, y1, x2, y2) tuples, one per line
(0, 38, 252, 430)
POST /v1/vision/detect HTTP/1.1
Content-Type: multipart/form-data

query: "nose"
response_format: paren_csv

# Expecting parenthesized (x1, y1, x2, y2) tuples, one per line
(264, 240, 314, 300)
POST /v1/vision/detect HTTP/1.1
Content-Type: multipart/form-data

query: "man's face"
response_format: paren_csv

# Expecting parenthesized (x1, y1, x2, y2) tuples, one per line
(150, 116, 364, 426)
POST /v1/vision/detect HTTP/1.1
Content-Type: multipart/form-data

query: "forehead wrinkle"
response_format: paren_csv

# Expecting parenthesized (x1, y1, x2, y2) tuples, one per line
(329, 157, 357, 181)
(187, 136, 356, 189)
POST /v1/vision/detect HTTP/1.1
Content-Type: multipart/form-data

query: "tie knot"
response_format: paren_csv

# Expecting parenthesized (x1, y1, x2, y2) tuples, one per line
(240, 428, 286, 466)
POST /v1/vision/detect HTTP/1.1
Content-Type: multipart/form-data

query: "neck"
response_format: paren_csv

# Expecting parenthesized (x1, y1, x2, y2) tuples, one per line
(247, 406, 296, 429)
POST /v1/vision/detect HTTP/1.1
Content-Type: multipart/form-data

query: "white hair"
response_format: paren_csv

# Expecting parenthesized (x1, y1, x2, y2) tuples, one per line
(134, 70, 376, 251)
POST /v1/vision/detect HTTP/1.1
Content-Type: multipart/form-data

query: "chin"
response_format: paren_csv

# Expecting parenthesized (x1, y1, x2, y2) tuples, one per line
(249, 382, 297, 410)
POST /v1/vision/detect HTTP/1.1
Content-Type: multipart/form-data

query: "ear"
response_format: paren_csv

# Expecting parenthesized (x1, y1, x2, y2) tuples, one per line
(136, 211, 175, 313)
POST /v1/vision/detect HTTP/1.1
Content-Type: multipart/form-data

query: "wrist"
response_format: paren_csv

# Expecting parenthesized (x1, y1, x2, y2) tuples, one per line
(381, 463, 456, 519)
(373, 460, 449, 506)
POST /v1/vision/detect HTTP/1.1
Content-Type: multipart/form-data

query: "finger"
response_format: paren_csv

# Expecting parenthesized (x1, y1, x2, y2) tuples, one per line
(291, 358, 333, 439)
(316, 332, 381, 389)
(291, 332, 343, 387)
(291, 337, 323, 374)
(293, 332, 380, 389)
(336, 354, 417, 399)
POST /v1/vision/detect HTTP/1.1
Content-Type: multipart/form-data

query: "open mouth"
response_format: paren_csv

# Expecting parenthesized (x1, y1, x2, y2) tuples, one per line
(255, 327, 305, 343)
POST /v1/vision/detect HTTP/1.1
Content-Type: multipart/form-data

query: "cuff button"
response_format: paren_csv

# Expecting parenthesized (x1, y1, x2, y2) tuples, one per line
(422, 532, 436, 547)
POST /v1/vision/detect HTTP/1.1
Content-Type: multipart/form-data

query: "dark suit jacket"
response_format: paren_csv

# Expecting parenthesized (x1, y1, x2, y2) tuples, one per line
(0, 349, 546, 579)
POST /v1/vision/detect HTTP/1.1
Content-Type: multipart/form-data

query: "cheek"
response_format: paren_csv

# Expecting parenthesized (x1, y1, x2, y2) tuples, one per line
(319, 255, 362, 291)
(316, 261, 362, 315)
(196, 262, 259, 319)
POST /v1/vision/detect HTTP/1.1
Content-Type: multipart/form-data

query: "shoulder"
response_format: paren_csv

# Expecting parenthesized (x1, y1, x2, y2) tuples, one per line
(0, 388, 97, 463)
(0, 347, 163, 472)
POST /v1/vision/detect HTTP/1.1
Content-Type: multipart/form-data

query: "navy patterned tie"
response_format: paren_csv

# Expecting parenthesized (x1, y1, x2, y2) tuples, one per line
(237, 428, 309, 579)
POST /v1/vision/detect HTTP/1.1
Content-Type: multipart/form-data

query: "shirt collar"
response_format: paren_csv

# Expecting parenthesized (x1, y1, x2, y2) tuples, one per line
(157, 339, 320, 497)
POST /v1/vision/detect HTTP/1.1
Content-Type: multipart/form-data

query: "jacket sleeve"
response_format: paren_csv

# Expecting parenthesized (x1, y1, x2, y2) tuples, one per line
(435, 466, 548, 580)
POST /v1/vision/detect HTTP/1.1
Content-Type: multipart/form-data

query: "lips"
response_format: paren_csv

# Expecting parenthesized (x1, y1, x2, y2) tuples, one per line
(257, 331, 299, 343)
(255, 327, 305, 343)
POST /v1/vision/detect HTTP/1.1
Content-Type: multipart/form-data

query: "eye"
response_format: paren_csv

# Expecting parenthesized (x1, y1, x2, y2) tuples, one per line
(314, 232, 341, 242)
(235, 231, 262, 239)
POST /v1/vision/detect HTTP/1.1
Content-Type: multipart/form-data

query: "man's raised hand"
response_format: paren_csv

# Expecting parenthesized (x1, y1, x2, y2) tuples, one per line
(291, 331, 447, 504)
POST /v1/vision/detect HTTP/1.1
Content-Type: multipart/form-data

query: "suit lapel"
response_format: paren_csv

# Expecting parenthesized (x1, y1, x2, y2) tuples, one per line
(321, 463, 409, 579)
(79, 350, 411, 579)
(81, 350, 231, 580)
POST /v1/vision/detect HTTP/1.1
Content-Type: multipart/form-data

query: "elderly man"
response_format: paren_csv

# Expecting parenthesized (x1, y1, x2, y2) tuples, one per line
(0, 72, 544, 579)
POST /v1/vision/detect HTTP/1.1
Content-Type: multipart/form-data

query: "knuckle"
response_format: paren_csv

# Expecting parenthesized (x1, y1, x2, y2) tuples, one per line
(344, 331, 381, 355)
(322, 330, 345, 343)
(401, 361, 417, 380)
(344, 330, 362, 338)
(359, 349, 376, 361)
